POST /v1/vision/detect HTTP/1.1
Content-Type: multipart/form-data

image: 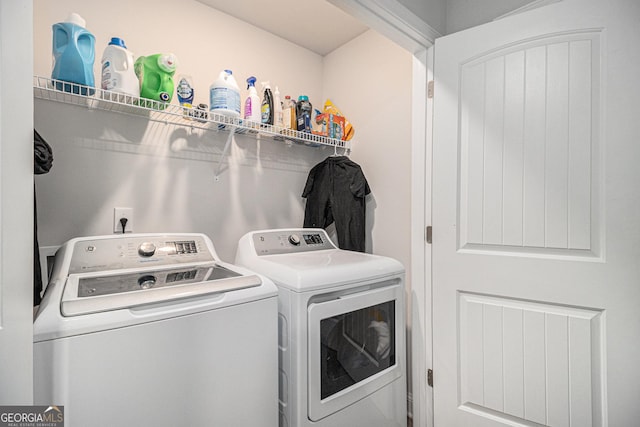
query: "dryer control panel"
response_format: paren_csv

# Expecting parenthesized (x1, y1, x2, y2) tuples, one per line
(252, 229, 336, 255)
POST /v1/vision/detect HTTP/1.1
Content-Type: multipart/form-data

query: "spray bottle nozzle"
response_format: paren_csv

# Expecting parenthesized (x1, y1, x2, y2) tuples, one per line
(246, 76, 257, 89)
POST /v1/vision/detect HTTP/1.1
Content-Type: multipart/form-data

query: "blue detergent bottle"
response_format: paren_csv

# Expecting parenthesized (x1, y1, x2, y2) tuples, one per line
(51, 13, 96, 95)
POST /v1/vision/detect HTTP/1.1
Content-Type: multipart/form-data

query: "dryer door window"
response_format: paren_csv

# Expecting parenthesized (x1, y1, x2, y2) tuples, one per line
(307, 281, 404, 422)
(320, 300, 395, 399)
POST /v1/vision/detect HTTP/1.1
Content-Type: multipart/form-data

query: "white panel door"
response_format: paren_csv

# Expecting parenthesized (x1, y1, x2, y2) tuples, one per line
(432, 0, 640, 426)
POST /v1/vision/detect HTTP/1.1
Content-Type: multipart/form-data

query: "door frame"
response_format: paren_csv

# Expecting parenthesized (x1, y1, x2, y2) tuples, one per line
(328, 2, 437, 426)
(410, 46, 434, 427)
(0, 0, 35, 404)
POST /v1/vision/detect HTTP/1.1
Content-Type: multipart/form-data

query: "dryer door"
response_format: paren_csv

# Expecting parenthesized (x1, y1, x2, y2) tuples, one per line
(307, 280, 404, 421)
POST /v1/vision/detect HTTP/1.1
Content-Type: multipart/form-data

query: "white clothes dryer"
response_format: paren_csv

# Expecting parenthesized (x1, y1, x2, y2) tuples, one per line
(236, 228, 407, 427)
(34, 233, 278, 427)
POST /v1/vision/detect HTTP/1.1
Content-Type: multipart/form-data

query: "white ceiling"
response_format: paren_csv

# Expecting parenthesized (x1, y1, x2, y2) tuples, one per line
(195, 0, 369, 56)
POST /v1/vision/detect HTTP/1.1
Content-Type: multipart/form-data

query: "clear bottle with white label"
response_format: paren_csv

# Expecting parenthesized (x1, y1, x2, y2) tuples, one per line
(282, 95, 296, 129)
(274, 86, 283, 128)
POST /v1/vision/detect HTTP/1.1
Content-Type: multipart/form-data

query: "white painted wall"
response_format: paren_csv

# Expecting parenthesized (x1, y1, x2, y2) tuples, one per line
(323, 29, 412, 286)
(396, 0, 539, 36)
(397, 0, 447, 35)
(446, 0, 534, 34)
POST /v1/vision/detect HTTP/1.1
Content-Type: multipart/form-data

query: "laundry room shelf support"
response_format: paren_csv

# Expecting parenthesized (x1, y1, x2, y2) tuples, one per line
(214, 126, 236, 181)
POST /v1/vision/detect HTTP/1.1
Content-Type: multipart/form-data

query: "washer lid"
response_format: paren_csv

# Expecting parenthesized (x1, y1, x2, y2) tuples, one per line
(60, 263, 262, 316)
(241, 249, 404, 292)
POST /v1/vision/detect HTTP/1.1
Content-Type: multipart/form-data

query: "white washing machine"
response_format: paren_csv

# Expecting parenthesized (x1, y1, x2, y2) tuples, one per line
(34, 233, 278, 427)
(236, 228, 407, 427)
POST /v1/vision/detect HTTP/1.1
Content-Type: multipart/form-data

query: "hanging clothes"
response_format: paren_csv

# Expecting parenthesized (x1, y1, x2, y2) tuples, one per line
(34, 129, 53, 306)
(302, 156, 370, 252)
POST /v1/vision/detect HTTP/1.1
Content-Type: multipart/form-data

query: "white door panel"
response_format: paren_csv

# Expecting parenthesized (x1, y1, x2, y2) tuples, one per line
(457, 293, 603, 426)
(458, 30, 601, 258)
(432, 0, 640, 426)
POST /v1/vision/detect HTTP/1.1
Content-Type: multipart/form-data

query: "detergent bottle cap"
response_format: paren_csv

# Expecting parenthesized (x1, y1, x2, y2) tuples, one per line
(108, 37, 126, 48)
(224, 69, 233, 75)
(298, 95, 309, 101)
(157, 53, 178, 73)
(65, 13, 86, 28)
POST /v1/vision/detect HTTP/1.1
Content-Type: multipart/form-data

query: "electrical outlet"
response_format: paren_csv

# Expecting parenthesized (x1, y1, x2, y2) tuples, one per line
(113, 207, 134, 233)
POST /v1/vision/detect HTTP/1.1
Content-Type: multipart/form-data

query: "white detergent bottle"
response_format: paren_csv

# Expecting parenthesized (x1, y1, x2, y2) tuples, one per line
(243, 76, 261, 123)
(100, 37, 139, 98)
(274, 86, 283, 128)
(210, 69, 241, 117)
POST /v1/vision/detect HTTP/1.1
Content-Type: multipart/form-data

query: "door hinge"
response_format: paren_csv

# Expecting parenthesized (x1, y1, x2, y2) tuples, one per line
(427, 80, 434, 99)
(426, 226, 432, 244)
(427, 369, 433, 387)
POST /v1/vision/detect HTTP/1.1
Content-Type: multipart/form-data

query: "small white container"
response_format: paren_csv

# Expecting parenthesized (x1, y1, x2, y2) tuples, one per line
(274, 86, 283, 127)
(100, 37, 139, 98)
(210, 69, 241, 117)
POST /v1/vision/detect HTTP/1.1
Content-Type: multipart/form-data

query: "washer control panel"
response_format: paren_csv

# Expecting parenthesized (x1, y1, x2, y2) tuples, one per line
(252, 229, 335, 256)
(69, 235, 214, 274)
(76, 263, 240, 297)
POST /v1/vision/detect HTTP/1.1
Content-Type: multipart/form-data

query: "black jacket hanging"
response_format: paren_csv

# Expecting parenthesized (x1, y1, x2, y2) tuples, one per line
(302, 156, 370, 252)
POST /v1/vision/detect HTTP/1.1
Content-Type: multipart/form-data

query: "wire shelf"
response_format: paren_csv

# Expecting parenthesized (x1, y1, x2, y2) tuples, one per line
(33, 76, 351, 151)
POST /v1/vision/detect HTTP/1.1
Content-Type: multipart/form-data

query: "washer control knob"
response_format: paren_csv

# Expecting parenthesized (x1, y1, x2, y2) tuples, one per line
(138, 275, 156, 289)
(138, 242, 156, 257)
(288, 234, 301, 246)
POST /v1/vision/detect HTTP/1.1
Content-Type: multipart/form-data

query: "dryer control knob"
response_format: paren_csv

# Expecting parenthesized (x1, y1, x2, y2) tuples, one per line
(138, 242, 157, 257)
(138, 275, 156, 289)
(288, 234, 301, 246)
